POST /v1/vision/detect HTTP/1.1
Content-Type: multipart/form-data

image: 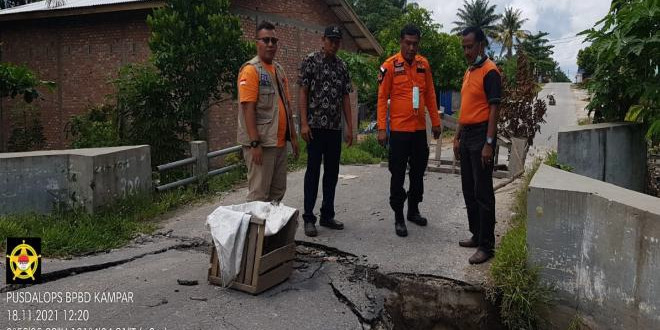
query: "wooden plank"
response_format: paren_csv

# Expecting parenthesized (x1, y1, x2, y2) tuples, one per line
(243, 222, 258, 286)
(208, 247, 218, 278)
(208, 275, 223, 287)
(231, 282, 258, 295)
(255, 261, 293, 294)
(284, 212, 299, 243)
(250, 223, 266, 287)
(237, 228, 250, 283)
(249, 216, 265, 225)
(508, 137, 528, 179)
(258, 243, 296, 275)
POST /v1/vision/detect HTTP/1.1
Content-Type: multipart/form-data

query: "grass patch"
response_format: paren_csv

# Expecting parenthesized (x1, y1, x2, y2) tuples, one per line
(289, 134, 388, 169)
(0, 166, 247, 257)
(577, 117, 592, 126)
(354, 134, 388, 160)
(489, 159, 553, 329)
(544, 150, 574, 172)
(340, 145, 380, 164)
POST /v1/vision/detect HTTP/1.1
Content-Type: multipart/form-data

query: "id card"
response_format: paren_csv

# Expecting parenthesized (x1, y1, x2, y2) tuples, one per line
(412, 86, 420, 110)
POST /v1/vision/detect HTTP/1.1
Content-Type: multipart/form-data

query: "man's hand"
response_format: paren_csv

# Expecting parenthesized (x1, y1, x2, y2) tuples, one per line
(481, 143, 493, 168)
(377, 129, 387, 146)
(345, 130, 353, 147)
(432, 125, 441, 139)
(291, 138, 300, 160)
(453, 137, 460, 161)
(251, 145, 263, 166)
(301, 124, 313, 143)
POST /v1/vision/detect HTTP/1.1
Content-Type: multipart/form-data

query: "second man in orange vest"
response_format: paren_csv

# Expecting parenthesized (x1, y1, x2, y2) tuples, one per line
(377, 25, 441, 237)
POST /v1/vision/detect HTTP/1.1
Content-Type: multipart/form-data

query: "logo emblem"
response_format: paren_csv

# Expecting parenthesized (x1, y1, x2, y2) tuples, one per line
(6, 238, 41, 284)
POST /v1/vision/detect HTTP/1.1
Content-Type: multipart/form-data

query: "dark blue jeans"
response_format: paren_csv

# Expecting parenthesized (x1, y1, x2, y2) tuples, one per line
(459, 123, 496, 254)
(303, 128, 342, 224)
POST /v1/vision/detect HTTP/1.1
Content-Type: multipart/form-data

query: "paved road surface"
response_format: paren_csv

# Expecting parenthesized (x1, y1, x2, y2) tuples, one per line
(530, 82, 584, 158)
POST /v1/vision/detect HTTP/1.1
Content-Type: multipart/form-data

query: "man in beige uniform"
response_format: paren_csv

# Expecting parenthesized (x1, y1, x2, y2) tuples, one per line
(237, 21, 299, 202)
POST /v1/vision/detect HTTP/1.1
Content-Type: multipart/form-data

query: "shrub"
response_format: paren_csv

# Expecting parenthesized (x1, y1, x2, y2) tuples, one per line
(67, 104, 121, 149)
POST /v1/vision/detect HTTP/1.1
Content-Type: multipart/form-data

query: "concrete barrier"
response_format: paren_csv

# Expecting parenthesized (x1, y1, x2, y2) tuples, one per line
(527, 165, 660, 329)
(558, 122, 647, 192)
(0, 146, 152, 215)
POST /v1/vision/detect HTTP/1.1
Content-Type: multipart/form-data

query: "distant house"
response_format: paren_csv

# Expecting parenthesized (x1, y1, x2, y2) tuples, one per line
(0, 0, 382, 153)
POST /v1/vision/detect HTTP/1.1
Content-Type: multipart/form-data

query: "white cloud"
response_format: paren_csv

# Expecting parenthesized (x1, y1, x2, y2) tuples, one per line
(411, 0, 611, 77)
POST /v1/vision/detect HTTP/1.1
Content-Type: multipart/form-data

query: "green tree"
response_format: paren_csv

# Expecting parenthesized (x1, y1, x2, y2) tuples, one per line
(550, 65, 571, 83)
(576, 45, 598, 78)
(0, 62, 48, 103)
(378, 3, 466, 91)
(337, 50, 379, 114)
(147, 0, 252, 140)
(451, 0, 501, 39)
(494, 7, 528, 58)
(114, 64, 183, 166)
(1, 62, 53, 152)
(580, 0, 659, 142)
(348, 0, 407, 35)
(518, 31, 555, 81)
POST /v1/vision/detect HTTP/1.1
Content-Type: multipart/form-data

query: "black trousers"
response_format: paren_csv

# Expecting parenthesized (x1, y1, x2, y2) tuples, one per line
(459, 123, 496, 253)
(303, 128, 342, 224)
(388, 130, 429, 221)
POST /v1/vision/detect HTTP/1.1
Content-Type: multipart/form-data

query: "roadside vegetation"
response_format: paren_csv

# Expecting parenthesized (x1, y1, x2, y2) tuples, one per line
(489, 159, 553, 329)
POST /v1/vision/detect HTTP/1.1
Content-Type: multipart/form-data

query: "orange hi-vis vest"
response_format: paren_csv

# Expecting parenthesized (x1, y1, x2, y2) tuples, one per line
(377, 52, 440, 132)
(459, 58, 500, 125)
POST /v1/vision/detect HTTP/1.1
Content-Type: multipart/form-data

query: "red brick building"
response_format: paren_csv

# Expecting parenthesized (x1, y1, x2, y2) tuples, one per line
(0, 0, 381, 154)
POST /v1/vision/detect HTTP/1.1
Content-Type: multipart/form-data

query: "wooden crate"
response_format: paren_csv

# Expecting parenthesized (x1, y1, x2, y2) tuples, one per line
(208, 211, 298, 294)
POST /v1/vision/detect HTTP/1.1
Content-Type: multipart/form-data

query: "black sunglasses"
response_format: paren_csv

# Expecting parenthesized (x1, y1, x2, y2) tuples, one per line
(257, 37, 279, 45)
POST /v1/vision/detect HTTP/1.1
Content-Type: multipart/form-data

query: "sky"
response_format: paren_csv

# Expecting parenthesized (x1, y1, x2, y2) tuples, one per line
(411, 0, 612, 80)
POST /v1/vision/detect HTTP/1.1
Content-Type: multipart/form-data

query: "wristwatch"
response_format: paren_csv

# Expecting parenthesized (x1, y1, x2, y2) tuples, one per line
(250, 140, 260, 148)
(486, 137, 494, 145)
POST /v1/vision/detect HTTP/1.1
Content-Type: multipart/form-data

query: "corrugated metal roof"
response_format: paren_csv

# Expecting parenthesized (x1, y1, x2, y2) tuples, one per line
(0, 0, 155, 15)
(322, 0, 383, 55)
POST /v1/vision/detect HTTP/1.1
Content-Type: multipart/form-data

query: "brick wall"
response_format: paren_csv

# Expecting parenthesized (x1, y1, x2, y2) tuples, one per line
(0, 10, 151, 150)
(1, 1, 363, 155)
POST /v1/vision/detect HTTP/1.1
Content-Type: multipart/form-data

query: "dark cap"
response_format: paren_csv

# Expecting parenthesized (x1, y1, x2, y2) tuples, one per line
(324, 25, 342, 39)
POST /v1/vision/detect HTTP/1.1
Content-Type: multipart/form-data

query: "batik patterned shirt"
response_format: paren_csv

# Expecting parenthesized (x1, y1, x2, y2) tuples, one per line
(298, 51, 352, 130)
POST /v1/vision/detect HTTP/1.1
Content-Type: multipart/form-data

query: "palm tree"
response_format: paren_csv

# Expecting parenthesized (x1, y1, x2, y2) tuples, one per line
(452, 0, 501, 39)
(495, 7, 529, 58)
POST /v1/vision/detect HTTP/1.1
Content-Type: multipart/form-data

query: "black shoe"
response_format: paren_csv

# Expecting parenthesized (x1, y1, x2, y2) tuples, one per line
(407, 213, 428, 226)
(459, 238, 479, 248)
(304, 222, 318, 237)
(468, 250, 493, 264)
(395, 222, 408, 237)
(319, 219, 344, 230)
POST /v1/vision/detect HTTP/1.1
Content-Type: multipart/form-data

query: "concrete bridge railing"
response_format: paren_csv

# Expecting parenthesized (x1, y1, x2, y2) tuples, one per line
(527, 164, 660, 329)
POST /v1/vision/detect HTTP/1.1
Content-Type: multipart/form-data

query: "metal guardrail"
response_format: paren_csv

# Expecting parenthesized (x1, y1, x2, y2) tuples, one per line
(207, 145, 241, 159)
(156, 157, 196, 172)
(155, 141, 242, 192)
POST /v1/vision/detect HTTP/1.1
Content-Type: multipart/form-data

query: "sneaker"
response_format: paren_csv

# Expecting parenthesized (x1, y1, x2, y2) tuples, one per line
(304, 222, 318, 237)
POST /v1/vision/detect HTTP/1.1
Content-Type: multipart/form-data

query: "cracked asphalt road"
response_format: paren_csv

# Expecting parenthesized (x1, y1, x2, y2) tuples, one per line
(1, 165, 519, 329)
